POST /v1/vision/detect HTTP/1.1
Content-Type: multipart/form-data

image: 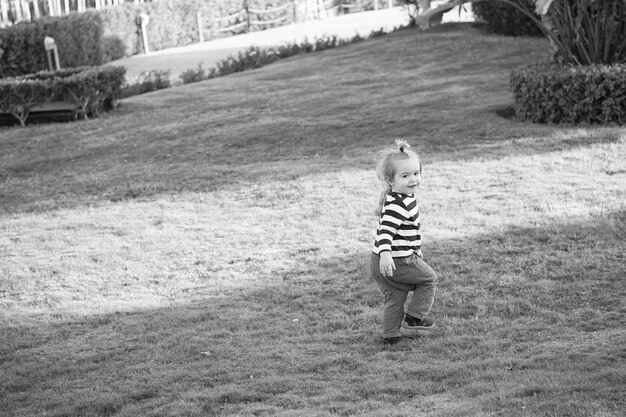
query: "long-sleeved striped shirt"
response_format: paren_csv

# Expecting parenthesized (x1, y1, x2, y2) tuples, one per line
(372, 191, 421, 257)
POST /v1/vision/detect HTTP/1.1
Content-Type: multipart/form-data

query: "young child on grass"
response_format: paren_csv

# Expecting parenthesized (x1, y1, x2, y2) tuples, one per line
(370, 139, 438, 345)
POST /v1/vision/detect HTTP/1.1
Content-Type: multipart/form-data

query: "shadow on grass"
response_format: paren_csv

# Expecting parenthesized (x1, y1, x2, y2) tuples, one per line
(2, 210, 625, 416)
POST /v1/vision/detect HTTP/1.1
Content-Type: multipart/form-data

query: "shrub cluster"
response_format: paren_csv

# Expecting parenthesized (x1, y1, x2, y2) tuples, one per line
(0, 65, 126, 126)
(0, 12, 104, 78)
(510, 63, 626, 125)
(178, 33, 364, 84)
(121, 69, 172, 97)
(472, 0, 543, 37)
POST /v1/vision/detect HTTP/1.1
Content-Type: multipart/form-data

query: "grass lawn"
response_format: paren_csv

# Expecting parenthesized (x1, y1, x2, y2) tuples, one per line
(1, 23, 625, 416)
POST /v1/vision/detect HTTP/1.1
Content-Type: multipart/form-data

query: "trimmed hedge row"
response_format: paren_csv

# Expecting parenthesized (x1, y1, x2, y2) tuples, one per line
(178, 29, 389, 84)
(0, 11, 103, 78)
(0, 65, 126, 126)
(510, 63, 626, 125)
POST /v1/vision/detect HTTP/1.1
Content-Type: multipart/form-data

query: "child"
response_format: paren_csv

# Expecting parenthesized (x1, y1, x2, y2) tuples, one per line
(370, 139, 438, 345)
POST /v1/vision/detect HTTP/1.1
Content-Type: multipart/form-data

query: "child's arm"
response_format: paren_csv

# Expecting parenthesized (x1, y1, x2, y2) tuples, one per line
(379, 251, 396, 277)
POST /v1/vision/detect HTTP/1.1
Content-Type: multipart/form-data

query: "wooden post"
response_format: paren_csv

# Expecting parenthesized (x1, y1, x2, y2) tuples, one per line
(0, 0, 8, 26)
(21, 0, 31, 20)
(44, 36, 61, 71)
(196, 11, 204, 42)
(12, 0, 22, 22)
(32, 0, 41, 19)
(244, 0, 250, 33)
(139, 13, 150, 53)
(63, 0, 69, 14)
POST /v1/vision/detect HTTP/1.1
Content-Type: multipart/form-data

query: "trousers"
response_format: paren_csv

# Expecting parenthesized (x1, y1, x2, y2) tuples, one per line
(370, 252, 438, 338)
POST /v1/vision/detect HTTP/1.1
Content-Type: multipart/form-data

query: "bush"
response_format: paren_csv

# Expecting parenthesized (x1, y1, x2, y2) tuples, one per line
(98, 4, 141, 59)
(102, 36, 128, 63)
(472, 0, 543, 36)
(510, 63, 626, 125)
(0, 79, 51, 126)
(541, 0, 626, 66)
(0, 11, 104, 78)
(176, 35, 352, 85)
(180, 64, 215, 84)
(121, 69, 171, 97)
(0, 65, 126, 126)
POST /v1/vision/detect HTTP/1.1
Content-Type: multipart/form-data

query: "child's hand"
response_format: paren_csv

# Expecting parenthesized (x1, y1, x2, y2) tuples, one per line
(379, 252, 396, 277)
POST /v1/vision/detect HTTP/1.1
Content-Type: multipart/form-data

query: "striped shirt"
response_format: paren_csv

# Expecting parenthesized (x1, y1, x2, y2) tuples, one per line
(372, 192, 421, 257)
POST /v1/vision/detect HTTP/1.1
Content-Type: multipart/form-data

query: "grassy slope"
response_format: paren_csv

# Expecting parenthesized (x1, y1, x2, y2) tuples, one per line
(1, 24, 625, 416)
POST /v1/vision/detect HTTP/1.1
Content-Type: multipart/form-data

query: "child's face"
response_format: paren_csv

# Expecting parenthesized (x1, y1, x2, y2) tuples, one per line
(390, 157, 421, 195)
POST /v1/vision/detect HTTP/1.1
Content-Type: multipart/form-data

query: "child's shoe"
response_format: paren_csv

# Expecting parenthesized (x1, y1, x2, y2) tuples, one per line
(402, 314, 434, 330)
(383, 336, 402, 345)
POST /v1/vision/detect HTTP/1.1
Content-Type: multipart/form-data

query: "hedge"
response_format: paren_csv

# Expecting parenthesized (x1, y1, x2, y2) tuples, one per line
(0, 65, 126, 126)
(510, 63, 626, 125)
(0, 11, 103, 78)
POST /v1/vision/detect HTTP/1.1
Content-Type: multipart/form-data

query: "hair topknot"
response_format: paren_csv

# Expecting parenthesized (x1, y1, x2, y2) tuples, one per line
(396, 139, 411, 153)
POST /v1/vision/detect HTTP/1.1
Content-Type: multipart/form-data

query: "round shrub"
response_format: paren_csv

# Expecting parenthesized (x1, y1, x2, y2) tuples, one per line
(102, 36, 128, 63)
(472, 0, 543, 37)
(510, 63, 626, 125)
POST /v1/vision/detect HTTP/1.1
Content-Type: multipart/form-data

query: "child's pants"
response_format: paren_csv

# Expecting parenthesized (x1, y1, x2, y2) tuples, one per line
(370, 252, 438, 338)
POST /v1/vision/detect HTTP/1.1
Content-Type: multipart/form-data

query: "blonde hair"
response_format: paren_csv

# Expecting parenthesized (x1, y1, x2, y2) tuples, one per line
(374, 139, 421, 216)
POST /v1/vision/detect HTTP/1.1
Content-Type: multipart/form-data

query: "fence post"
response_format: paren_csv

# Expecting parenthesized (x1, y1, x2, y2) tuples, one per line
(0, 0, 8, 26)
(44, 36, 61, 71)
(244, 0, 250, 32)
(139, 13, 150, 54)
(0, 1, 8, 26)
(12, 0, 22, 22)
(32, 0, 40, 18)
(197, 11, 204, 43)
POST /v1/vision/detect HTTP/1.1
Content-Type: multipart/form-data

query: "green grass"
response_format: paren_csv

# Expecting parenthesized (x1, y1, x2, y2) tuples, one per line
(1, 23, 625, 416)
